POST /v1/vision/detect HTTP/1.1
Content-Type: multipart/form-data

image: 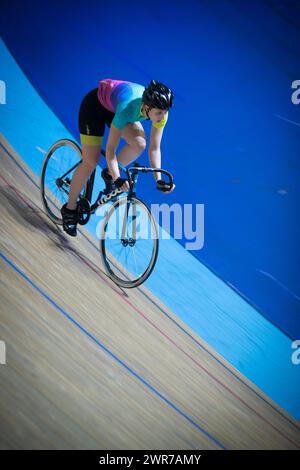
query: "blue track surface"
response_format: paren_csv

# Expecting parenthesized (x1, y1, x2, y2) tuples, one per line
(1, 37, 299, 421)
(1, 0, 299, 339)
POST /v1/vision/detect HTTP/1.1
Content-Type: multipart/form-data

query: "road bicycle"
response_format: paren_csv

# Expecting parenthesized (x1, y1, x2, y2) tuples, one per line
(40, 139, 173, 288)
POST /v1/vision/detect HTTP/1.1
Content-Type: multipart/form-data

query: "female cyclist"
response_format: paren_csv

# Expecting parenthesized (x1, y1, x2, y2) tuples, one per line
(61, 79, 175, 236)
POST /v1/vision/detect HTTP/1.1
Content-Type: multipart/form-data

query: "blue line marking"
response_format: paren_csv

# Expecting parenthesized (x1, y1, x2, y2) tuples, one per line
(1, 140, 299, 432)
(138, 289, 300, 432)
(1, 21, 300, 422)
(0, 251, 227, 449)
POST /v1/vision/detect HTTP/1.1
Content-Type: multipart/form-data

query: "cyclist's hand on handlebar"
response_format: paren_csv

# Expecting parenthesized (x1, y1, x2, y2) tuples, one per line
(156, 179, 175, 193)
(114, 177, 129, 193)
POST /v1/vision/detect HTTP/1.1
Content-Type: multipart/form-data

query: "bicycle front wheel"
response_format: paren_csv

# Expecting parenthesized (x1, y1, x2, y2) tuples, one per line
(99, 196, 159, 288)
(40, 139, 82, 224)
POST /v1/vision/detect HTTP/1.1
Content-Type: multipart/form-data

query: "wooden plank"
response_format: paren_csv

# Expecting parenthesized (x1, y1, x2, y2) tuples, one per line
(0, 133, 299, 449)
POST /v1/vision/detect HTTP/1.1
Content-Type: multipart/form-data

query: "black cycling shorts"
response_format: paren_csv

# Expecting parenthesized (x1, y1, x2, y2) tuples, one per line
(78, 88, 114, 145)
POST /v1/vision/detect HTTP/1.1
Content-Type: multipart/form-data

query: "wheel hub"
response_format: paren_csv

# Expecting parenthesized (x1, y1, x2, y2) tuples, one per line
(121, 238, 136, 247)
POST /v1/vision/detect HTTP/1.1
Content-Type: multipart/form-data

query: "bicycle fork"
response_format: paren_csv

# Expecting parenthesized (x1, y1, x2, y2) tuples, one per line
(121, 199, 137, 247)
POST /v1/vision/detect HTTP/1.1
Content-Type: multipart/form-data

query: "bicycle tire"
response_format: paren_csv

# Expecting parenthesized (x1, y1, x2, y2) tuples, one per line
(40, 139, 82, 224)
(99, 195, 159, 288)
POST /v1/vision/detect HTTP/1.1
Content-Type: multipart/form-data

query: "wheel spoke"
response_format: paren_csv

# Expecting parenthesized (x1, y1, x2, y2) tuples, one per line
(100, 197, 158, 287)
(41, 139, 82, 223)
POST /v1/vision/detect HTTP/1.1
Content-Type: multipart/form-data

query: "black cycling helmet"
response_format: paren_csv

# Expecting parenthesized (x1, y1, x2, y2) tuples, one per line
(142, 80, 174, 110)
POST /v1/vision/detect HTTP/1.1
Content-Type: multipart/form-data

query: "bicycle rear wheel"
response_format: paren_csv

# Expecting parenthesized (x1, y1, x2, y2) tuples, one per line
(99, 196, 159, 288)
(40, 139, 82, 224)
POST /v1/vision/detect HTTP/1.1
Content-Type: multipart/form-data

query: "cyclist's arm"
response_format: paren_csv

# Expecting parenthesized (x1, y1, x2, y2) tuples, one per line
(148, 125, 164, 181)
(106, 124, 122, 180)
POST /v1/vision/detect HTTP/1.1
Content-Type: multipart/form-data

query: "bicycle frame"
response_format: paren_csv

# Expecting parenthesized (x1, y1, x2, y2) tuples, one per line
(41, 139, 173, 286)
(65, 148, 174, 216)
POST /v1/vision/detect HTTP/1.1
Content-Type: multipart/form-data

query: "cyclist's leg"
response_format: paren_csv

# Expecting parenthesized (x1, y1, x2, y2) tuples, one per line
(117, 121, 146, 167)
(61, 139, 102, 236)
(67, 139, 102, 210)
(66, 88, 105, 210)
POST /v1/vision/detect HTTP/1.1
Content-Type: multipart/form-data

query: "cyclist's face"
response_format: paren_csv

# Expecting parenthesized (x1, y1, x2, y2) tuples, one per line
(146, 106, 168, 124)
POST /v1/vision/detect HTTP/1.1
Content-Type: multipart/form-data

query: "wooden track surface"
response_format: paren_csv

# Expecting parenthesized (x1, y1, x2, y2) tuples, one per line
(0, 134, 299, 450)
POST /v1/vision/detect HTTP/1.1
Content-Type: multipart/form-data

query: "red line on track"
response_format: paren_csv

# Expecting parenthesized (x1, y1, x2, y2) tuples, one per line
(1, 172, 299, 449)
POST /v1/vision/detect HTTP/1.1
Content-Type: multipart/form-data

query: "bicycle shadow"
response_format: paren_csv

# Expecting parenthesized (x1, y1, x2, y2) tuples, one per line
(0, 183, 128, 296)
(0, 183, 68, 246)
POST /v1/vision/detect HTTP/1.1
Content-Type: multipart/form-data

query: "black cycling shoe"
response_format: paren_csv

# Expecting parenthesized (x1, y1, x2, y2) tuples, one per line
(61, 203, 78, 237)
(101, 167, 116, 195)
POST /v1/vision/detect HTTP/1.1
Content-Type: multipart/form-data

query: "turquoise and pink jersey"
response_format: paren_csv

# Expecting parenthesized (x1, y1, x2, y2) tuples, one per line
(97, 79, 168, 130)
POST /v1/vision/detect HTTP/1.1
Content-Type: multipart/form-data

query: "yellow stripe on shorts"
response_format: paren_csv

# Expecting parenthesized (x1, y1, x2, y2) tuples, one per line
(80, 134, 103, 146)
